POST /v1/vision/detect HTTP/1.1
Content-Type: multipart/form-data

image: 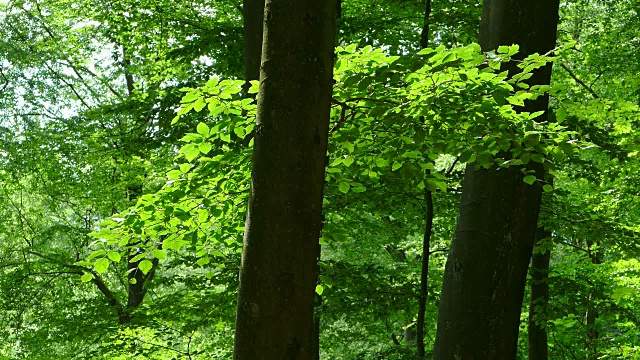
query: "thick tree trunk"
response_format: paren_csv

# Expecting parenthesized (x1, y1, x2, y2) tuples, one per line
(311, 294, 321, 360)
(433, 2, 559, 358)
(528, 228, 552, 360)
(233, 0, 336, 359)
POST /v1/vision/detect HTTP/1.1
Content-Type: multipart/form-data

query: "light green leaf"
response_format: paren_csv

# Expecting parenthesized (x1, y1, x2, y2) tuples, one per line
(199, 142, 212, 154)
(196, 122, 210, 136)
(80, 273, 93, 283)
(152, 250, 167, 260)
(185, 148, 200, 162)
(392, 161, 403, 171)
(193, 98, 206, 112)
(167, 170, 182, 180)
(94, 258, 109, 274)
(107, 252, 121, 263)
(338, 182, 350, 194)
(523, 175, 537, 185)
(197, 257, 210, 266)
(87, 250, 106, 261)
(343, 156, 354, 167)
(543, 184, 553, 192)
(139, 260, 153, 275)
(130, 253, 146, 263)
(315, 284, 324, 295)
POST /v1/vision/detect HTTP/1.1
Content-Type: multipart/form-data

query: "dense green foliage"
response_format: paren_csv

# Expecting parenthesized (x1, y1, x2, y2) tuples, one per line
(0, 0, 638, 359)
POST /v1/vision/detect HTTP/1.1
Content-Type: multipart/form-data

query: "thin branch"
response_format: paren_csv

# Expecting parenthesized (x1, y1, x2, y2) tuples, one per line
(26, 250, 123, 308)
(559, 63, 599, 99)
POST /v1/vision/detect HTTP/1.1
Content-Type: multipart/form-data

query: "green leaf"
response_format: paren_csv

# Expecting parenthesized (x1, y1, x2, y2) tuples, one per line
(196, 122, 210, 136)
(392, 161, 403, 171)
(80, 273, 93, 283)
(87, 250, 106, 261)
(107, 252, 121, 263)
(343, 156, 354, 167)
(375, 158, 388, 168)
(199, 142, 212, 154)
(197, 257, 210, 266)
(185, 147, 200, 162)
(152, 250, 167, 260)
(543, 184, 553, 192)
(94, 258, 109, 274)
(315, 284, 324, 295)
(193, 98, 206, 112)
(167, 169, 182, 180)
(556, 108, 567, 123)
(523, 175, 537, 185)
(338, 182, 350, 194)
(130, 253, 146, 263)
(138, 260, 153, 275)
(248, 80, 260, 94)
(180, 163, 191, 173)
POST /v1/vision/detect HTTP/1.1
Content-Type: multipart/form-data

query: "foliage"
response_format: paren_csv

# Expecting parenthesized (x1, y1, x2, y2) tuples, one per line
(0, 0, 639, 359)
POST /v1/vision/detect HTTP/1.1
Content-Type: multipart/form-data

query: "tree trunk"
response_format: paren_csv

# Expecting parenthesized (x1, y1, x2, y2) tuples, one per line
(311, 293, 322, 360)
(416, 3, 433, 356)
(233, 0, 336, 359)
(585, 239, 601, 359)
(419, 0, 432, 49)
(416, 187, 433, 358)
(528, 228, 551, 360)
(433, 2, 559, 358)
(242, 0, 264, 93)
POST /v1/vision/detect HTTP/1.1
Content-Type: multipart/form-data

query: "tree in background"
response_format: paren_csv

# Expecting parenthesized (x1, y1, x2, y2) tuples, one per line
(434, 0, 560, 358)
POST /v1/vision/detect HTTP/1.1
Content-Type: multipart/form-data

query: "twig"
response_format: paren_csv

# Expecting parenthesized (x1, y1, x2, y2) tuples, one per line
(559, 63, 599, 99)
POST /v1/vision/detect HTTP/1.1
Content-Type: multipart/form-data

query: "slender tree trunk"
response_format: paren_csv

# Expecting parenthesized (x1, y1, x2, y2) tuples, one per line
(416, 186, 433, 358)
(233, 1, 336, 359)
(585, 239, 601, 359)
(419, 0, 432, 49)
(416, 3, 433, 356)
(433, 1, 559, 358)
(242, 0, 264, 93)
(528, 227, 552, 360)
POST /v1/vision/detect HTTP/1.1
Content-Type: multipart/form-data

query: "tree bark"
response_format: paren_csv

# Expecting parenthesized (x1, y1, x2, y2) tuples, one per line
(416, 3, 432, 355)
(419, 0, 432, 49)
(433, 2, 559, 358)
(233, 0, 336, 359)
(528, 228, 551, 360)
(416, 187, 433, 358)
(242, 0, 265, 93)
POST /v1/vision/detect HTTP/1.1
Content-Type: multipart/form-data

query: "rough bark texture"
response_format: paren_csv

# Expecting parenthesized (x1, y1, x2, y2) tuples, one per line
(233, 0, 336, 359)
(433, 3, 559, 358)
(528, 228, 552, 360)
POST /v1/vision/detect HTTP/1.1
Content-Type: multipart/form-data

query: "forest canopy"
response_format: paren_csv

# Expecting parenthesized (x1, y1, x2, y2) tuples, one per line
(0, 0, 639, 359)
